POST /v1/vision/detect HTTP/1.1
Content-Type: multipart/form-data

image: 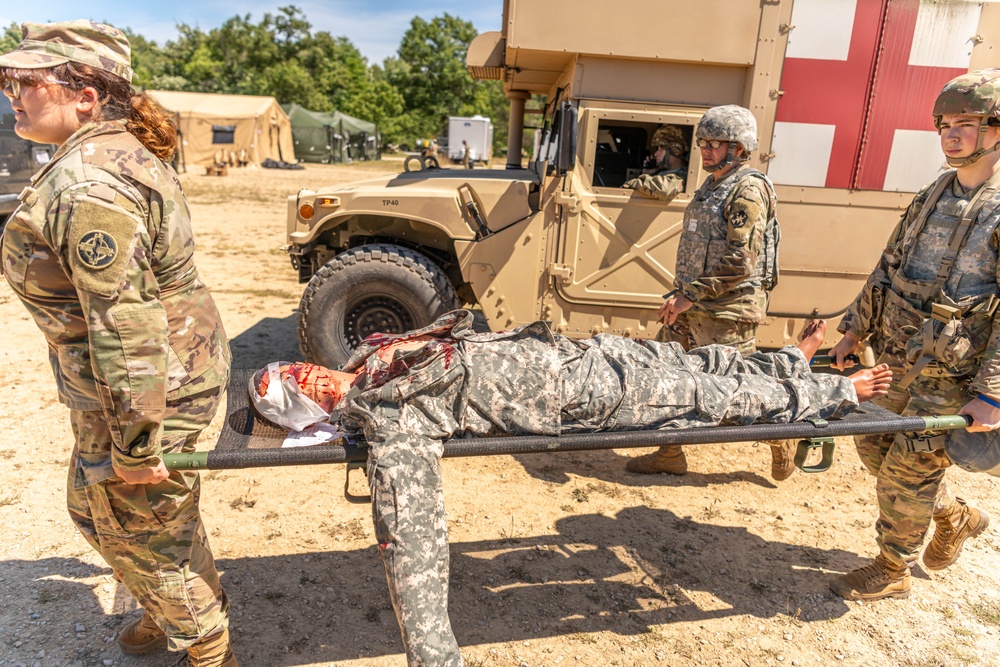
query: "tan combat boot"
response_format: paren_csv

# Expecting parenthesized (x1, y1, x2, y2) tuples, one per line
(768, 440, 796, 481)
(829, 554, 910, 600)
(626, 445, 688, 475)
(118, 612, 167, 655)
(187, 628, 238, 667)
(922, 498, 990, 571)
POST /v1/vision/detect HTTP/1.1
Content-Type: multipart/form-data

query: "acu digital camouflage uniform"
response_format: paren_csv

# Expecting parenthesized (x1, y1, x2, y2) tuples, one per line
(339, 309, 859, 666)
(0, 119, 232, 650)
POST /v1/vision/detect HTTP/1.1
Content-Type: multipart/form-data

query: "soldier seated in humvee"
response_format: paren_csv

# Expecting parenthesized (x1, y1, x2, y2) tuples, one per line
(249, 310, 890, 667)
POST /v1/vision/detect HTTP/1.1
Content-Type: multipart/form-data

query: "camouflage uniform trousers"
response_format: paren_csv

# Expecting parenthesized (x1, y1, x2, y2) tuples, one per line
(655, 311, 791, 454)
(853, 346, 962, 569)
(655, 311, 757, 355)
(66, 385, 230, 651)
(367, 429, 463, 667)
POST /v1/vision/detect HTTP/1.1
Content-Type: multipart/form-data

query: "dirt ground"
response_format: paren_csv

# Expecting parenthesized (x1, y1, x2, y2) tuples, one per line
(2, 160, 1000, 667)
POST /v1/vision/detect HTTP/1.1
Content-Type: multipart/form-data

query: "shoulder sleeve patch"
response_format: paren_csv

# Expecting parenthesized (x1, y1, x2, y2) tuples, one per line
(67, 197, 140, 299)
(726, 197, 764, 242)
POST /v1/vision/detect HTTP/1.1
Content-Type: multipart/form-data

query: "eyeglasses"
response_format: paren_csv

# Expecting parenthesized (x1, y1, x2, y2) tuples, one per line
(696, 138, 728, 150)
(2, 77, 70, 98)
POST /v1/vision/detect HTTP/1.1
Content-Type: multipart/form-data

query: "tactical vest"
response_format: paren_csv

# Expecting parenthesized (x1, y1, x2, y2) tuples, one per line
(882, 170, 1000, 392)
(675, 166, 780, 295)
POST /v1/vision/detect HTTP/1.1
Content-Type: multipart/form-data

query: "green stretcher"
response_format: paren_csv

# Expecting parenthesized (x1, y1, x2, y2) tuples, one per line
(163, 363, 973, 485)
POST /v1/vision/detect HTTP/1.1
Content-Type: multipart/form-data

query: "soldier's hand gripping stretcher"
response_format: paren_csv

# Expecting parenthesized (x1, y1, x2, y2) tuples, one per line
(830, 331, 1000, 433)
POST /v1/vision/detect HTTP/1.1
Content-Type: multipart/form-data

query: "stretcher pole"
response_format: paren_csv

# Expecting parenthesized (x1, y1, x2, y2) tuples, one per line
(161, 415, 974, 472)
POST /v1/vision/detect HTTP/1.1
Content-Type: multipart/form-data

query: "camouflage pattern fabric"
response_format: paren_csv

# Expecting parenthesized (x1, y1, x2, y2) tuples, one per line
(341, 310, 858, 665)
(0, 120, 232, 651)
(652, 124, 689, 157)
(838, 170, 1000, 568)
(1, 120, 231, 471)
(673, 164, 776, 323)
(696, 105, 758, 153)
(932, 68, 1000, 119)
(623, 170, 686, 201)
(0, 20, 133, 81)
(655, 310, 757, 356)
(67, 386, 229, 650)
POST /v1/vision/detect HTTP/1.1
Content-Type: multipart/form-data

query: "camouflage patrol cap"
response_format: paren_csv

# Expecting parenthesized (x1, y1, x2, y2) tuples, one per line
(933, 69, 1000, 120)
(696, 105, 758, 153)
(652, 125, 689, 157)
(0, 20, 133, 83)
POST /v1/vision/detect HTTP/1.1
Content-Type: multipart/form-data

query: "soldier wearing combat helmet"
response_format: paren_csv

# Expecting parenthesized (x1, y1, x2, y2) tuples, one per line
(624, 124, 689, 199)
(829, 69, 1000, 601)
(1, 20, 236, 664)
(626, 104, 792, 480)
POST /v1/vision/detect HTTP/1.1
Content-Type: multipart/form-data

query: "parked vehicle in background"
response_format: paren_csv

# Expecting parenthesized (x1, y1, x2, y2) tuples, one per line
(447, 115, 494, 165)
(285, 0, 1000, 368)
(0, 96, 55, 225)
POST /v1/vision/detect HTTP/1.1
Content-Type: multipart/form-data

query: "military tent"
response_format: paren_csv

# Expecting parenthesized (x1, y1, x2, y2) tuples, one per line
(149, 90, 296, 170)
(283, 103, 380, 163)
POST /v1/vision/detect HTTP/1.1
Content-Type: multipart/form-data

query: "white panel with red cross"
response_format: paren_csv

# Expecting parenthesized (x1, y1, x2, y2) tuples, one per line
(770, 0, 983, 193)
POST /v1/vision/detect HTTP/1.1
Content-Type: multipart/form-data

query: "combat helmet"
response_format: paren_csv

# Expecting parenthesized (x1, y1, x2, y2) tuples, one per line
(933, 68, 1000, 168)
(651, 125, 689, 158)
(695, 105, 758, 172)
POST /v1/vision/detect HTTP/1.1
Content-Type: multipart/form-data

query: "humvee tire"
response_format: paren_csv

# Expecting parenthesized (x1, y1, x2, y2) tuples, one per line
(297, 244, 460, 367)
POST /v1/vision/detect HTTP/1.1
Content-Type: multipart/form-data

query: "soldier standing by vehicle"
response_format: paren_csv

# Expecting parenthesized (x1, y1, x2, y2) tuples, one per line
(624, 124, 689, 199)
(625, 105, 792, 479)
(462, 139, 474, 169)
(828, 70, 1000, 601)
(0, 21, 236, 663)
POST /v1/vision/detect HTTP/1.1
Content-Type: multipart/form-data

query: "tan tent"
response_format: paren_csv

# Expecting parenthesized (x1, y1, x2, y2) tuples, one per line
(149, 90, 296, 170)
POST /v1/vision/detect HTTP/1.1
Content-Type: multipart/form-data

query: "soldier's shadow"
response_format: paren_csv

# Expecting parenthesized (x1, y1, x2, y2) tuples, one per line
(512, 446, 778, 489)
(0, 506, 869, 667)
(228, 314, 304, 368)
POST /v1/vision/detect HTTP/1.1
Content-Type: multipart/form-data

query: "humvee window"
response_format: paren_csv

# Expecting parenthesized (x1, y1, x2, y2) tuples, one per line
(593, 121, 693, 191)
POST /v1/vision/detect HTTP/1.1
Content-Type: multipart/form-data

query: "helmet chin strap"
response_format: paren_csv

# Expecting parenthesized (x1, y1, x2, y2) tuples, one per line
(945, 117, 1000, 168)
(704, 143, 746, 173)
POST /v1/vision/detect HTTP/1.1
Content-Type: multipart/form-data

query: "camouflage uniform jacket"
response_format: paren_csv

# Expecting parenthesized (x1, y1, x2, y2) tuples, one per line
(341, 309, 858, 446)
(624, 166, 687, 201)
(838, 172, 1000, 397)
(0, 120, 230, 470)
(340, 309, 855, 667)
(674, 164, 776, 322)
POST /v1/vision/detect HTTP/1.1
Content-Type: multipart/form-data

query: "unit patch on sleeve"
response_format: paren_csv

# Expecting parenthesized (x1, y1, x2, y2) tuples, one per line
(77, 231, 118, 269)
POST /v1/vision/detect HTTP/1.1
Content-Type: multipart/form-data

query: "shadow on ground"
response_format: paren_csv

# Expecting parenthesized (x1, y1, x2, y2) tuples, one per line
(0, 505, 865, 666)
(229, 314, 304, 369)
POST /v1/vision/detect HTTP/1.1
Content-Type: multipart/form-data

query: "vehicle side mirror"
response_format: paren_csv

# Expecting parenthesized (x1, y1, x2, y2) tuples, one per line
(556, 102, 577, 175)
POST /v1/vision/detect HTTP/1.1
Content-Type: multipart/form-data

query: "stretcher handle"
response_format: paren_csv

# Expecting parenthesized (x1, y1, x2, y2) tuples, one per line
(792, 414, 972, 474)
(810, 354, 859, 368)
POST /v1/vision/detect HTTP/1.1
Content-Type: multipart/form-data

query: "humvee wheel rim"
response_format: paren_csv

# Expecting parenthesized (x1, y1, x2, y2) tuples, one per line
(343, 297, 415, 349)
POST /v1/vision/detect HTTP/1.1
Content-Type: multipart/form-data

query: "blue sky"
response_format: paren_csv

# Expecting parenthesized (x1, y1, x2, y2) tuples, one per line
(3, 2, 502, 64)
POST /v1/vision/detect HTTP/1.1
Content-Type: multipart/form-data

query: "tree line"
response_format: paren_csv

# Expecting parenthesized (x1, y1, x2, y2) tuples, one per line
(1, 6, 509, 151)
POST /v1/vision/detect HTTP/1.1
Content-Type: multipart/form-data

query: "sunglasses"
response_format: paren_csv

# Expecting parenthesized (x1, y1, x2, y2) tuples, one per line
(2, 77, 70, 98)
(695, 138, 729, 149)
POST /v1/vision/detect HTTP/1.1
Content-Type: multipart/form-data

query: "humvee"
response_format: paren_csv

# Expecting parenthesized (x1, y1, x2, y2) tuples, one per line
(285, 0, 1000, 368)
(1, 96, 55, 225)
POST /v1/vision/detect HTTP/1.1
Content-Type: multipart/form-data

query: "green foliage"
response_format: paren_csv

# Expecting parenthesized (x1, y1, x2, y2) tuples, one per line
(1, 22, 22, 56)
(2, 9, 514, 151)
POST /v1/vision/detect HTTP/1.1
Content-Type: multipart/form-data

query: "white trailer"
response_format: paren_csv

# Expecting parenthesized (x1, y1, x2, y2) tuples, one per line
(447, 115, 494, 165)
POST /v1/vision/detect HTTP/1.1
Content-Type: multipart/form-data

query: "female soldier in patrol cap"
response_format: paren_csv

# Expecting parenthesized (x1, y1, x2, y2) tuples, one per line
(0, 21, 236, 664)
(829, 69, 1000, 601)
